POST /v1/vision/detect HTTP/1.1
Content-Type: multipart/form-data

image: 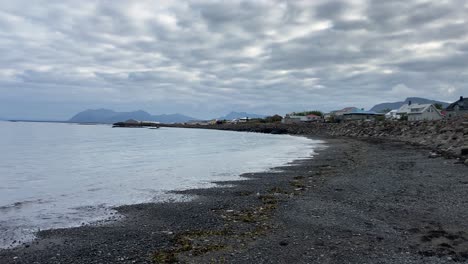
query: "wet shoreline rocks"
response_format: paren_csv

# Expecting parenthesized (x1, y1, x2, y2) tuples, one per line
(164, 116, 468, 164)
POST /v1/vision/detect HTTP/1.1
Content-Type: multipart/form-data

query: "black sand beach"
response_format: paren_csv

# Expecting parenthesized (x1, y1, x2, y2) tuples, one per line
(1, 137, 468, 263)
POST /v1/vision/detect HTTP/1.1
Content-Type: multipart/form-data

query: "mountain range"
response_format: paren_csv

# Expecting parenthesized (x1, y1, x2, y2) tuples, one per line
(69, 109, 196, 124)
(218, 111, 266, 120)
(370, 97, 450, 112)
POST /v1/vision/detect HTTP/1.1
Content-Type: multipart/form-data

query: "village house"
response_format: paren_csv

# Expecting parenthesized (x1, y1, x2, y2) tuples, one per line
(305, 114, 321, 122)
(324, 107, 359, 122)
(385, 109, 399, 120)
(282, 113, 322, 124)
(446, 96, 468, 118)
(282, 115, 306, 124)
(397, 101, 443, 121)
(342, 109, 384, 121)
(407, 104, 443, 121)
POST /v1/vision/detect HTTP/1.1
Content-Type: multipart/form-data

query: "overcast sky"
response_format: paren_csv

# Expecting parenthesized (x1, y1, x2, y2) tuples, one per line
(1, 0, 467, 120)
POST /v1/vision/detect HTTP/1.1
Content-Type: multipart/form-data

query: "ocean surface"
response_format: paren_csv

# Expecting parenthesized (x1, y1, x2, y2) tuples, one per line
(0, 121, 324, 249)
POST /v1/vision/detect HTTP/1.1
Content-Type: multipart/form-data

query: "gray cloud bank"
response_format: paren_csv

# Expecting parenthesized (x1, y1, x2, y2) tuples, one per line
(1, 0, 467, 119)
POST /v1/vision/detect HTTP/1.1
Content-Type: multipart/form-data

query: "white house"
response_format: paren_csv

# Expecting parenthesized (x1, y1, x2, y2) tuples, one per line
(385, 110, 399, 120)
(397, 103, 443, 121)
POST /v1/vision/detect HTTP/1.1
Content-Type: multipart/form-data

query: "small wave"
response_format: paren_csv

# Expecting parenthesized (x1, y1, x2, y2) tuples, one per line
(0, 198, 50, 211)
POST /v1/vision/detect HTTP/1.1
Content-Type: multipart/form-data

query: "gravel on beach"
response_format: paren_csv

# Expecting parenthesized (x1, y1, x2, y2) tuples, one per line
(1, 137, 468, 263)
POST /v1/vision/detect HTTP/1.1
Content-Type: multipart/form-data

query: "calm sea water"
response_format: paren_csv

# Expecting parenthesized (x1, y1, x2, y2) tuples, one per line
(0, 121, 324, 248)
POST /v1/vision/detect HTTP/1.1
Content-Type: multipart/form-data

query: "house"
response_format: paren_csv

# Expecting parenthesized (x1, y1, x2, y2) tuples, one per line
(282, 114, 322, 124)
(342, 109, 384, 121)
(407, 104, 443, 121)
(324, 107, 359, 122)
(282, 115, 305, 124)
(397, 101, 443, 121)
(305, 114, 322, 122)
(446, 96, 468, 118)
(333, 107, 359, 116)
(385, 110, 399, 120)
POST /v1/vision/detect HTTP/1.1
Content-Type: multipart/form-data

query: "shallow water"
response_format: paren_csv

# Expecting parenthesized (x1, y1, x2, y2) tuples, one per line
(0, 121, 324, 248)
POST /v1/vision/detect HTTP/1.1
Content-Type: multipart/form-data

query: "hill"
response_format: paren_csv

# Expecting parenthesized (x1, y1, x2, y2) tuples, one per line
(69, 109, 196, 124)
(218, 111, 266, 120)
(370, 97, 449, 112)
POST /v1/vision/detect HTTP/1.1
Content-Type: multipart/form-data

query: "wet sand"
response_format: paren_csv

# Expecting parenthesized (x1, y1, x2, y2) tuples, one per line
(1, 137, 467, 263)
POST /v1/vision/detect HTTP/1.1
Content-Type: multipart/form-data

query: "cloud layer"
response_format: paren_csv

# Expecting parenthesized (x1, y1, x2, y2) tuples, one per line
(1, 0, 467, 119)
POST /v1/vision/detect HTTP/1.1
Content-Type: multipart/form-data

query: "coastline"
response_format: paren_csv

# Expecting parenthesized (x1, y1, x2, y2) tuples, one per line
(1, 134, 468, 263)
(0, 132, 324, 263)
(161, 118, 468, 162)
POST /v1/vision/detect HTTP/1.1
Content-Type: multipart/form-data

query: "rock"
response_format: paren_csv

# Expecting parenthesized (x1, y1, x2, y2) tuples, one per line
(461, 146, 468, 156)
(428, 152, 440, 158)
(465, 159, 468, 166)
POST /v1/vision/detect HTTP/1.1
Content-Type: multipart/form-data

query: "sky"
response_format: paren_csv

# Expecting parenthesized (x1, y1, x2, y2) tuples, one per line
(1, 0, 467, 120)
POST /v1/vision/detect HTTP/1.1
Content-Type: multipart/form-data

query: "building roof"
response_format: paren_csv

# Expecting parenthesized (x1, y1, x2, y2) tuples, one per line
(406, 104, 432, 114)
(306, 114, 320, 118)
(286, 115, 306, 119)
(446, 96, 468, 111)
(330, 107, 359, 114)
(402, 104, 443, 117)
(343, 109, 383, 115)
(397, 103, 435, 114)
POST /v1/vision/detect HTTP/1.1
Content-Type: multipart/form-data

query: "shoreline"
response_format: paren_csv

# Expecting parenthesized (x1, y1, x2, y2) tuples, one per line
(0, 132, 322, 251)
(1, 135, 468, 263)
(0, 132, 324, 261)
(161, 118, 468, 162)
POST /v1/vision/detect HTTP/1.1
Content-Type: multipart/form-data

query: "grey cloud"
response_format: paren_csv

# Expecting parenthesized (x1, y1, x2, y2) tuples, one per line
(315, 1, 348, 19)
(0, 0, 467, 120)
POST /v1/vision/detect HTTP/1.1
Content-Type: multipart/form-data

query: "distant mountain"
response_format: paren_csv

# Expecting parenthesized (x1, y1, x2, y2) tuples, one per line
(218, 111, 266, 120)
(370, 97, 449, 112)
(69, 109, 196, 124)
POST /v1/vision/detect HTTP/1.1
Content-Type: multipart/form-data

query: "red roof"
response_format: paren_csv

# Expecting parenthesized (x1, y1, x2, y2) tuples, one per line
(306, 114, 320, 118)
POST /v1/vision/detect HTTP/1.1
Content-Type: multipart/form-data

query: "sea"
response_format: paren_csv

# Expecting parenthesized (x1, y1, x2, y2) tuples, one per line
(0, 121, 324, 249)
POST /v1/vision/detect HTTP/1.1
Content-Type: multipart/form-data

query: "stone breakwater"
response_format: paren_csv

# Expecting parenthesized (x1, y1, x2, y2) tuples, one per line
(164, 116, 468, 164)
(327, 118, 468, 160)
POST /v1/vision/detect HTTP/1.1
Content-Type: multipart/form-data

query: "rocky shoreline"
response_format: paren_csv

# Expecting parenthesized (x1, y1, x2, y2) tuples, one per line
(1, 134, 467, 263)
(163, 116, 468, 164)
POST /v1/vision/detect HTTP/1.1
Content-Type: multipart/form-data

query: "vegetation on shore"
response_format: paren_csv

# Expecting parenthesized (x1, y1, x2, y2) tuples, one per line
(152, 174, 314, 263)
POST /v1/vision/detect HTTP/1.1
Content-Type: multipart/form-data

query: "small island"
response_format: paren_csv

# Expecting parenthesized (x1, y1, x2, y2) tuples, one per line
(112, 119, 160, 128)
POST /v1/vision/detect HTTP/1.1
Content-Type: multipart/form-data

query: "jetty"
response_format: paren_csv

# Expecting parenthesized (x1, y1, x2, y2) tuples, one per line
(112, 119, 160, 128)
